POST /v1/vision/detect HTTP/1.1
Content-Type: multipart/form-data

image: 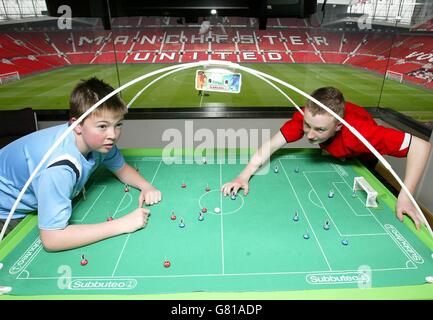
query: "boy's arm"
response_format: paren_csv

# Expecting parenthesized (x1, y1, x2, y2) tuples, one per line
(221, 131, 287, 196)
(113, 163, 162, 206)
(396, 136, 431, 229)
(40, 207, 150, 252)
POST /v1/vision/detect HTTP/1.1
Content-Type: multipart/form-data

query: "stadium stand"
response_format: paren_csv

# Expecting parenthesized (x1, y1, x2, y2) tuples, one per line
(0, 25, 431, 90)
(410, 17, 433, 32)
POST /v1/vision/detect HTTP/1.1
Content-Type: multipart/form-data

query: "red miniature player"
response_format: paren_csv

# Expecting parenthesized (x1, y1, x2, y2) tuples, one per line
(80, 254, 88, 266)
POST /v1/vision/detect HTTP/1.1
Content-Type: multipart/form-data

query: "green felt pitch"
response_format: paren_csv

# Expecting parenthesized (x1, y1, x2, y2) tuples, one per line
(1, 149, 433, 298)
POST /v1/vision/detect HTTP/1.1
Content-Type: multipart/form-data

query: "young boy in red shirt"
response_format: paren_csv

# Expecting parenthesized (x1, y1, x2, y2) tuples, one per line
(221, 87, 431, 229)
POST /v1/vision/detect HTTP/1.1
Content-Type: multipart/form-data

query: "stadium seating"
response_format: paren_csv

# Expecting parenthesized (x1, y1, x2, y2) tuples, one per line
(0, 34, 34, 58)
(45, 31, 74, 53)
(321, 52, 347, 64)
(0, 27, 431, 89)
(36, 55, 67, 67)
(180, 51, 210, 63)
(66, 53, 94, 64)
(132, 31, 164, 51)
(9, 32, 56, 54)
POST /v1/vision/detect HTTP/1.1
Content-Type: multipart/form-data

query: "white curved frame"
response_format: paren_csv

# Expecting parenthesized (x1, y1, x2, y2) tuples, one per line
(1, 60, 431, 242)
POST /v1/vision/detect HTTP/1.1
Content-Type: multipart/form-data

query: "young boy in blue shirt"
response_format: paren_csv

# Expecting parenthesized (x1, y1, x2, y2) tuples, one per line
(0, 77, 161, 251)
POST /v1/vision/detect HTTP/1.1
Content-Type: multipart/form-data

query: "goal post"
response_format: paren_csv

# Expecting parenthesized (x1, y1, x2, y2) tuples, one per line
(0, 71, 20, 85)
(385, 70, 403, 83)
(353, 176, 378, 208)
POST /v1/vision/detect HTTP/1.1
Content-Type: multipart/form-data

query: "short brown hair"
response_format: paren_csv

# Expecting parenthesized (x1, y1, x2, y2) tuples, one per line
(69, 77, 127, 120)
(305, 87, 345, 118)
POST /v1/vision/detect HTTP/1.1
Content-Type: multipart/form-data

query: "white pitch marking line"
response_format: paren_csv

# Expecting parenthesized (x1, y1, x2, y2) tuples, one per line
(383, 227, 422, 268)
(150, 160, 162, 184)
(72, 185, 107, 222)
(17, 270, 30, 279)
(111, 159, 162, 277)
(302, 172, 386, 237)
(113, 193, 133, 215)
(337, 175, 390, 225)
(302, 173, 343, 237)
(341, 233, 388, 237)
(279, 159, 333, 271)
(333, 182, 371, 217)
(112, 234, 132, 277)
(329, 160, 418, 262)
(405, 260, 418, 269)
(308, 189, 324, 209)
(198, 190, 245, 216)
(219, 163, 225, 275)
(13, 238, 44, 279)
(332, 170, 410, 240)
(19, 265, 420, 281)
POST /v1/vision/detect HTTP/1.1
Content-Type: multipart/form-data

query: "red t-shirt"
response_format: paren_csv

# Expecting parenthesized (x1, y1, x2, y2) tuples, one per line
(280, 102, 411, 160)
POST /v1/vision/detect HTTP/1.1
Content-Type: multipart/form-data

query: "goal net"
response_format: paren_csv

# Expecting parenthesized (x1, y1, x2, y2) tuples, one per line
(385, 70, 403, 83)
(0, 71, 20, 85)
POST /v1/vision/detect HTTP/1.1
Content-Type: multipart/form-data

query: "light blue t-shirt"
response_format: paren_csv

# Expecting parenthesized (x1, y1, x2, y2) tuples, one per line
(0, 123, 125, 230)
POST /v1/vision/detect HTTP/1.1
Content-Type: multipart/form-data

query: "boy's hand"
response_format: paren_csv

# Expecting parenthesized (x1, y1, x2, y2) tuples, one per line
(221, 177, 249, 196)
(119, 208, 150, 233)
(396, 191, 422, 230)
(139, 186, 162, 207)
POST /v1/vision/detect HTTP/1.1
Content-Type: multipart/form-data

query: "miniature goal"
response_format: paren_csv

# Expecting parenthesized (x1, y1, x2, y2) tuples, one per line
(353, 176, 378, 208)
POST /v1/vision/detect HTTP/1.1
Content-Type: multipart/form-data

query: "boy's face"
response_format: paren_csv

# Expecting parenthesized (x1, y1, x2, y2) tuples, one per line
(73, 110, 124, 154)
(303, 108, 342, 145)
